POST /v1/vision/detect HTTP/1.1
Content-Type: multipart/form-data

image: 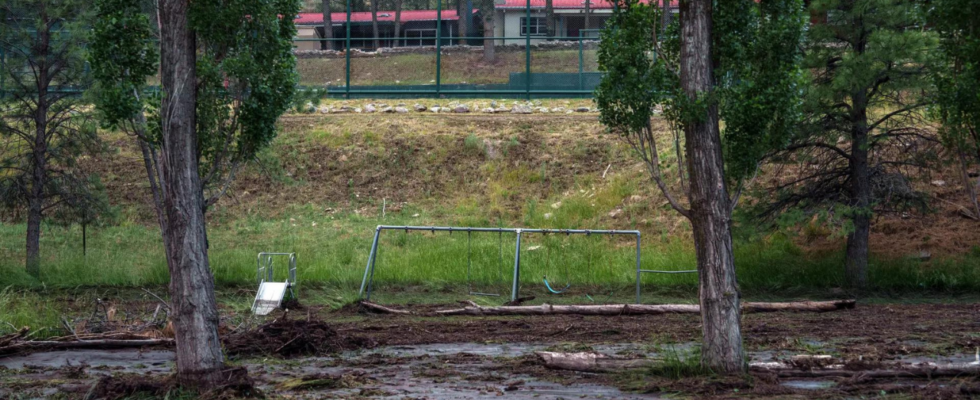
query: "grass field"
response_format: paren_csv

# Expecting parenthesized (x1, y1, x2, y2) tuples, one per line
(2, 111, 979, 307)
(297, 49, 600, 86)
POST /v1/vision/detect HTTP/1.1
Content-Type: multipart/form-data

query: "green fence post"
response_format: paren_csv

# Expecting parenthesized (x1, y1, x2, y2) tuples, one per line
(345, 0, 352, 98)
(525, 0, 531, 100)
(436, 0, 443, 97)
(578, 32, 584, 91)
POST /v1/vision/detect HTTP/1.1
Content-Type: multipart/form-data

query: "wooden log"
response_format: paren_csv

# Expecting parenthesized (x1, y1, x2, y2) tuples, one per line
(0, 339, 174, 355)
(359, 301, 415, 315)
(435, 300, 855, 316)
(536, 351, 657, 372)
(536, 351, 980, 378)
(0, 327, 30, 347)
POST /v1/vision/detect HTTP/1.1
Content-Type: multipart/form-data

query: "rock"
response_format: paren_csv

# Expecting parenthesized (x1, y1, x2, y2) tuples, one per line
(916, 251, 931, 261)
(380, 106, 394, 113)
(482, 108, 496, 113)
(394, 106, 409, 113)
(536, 107, 550, 114)
(495, 107, 511, 113)
(429, 106, 441, 113)
(551, 107, 565, 113)
(318, 106, 331, 114)
(414, 104, 427, 112)
(574, 106, 590, 113)
(629, 195, 644, 203)
(490, 100, 499, 108)
(333, 106, 353, 113)
(512, 105, 533, 114)
(354, 107, 362, 113)
(543, 213, 552, 220)
(551, 201, 562, 209)
(453, 105, 471, 113)
(931, 180, 946, 187)
(608, 209, 623, 218)
(364, 104, 377, 113)
(304, 102, 317, 113)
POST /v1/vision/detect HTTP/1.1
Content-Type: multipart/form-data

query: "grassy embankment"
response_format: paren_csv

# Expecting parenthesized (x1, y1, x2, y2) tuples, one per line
(296, 49, 599, 86)
(2, 110, 978, 295)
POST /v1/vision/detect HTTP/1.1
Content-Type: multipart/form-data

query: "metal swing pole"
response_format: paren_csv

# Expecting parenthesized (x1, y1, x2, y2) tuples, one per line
(359, 226, 382, 299)
(511, 229, 523, 302)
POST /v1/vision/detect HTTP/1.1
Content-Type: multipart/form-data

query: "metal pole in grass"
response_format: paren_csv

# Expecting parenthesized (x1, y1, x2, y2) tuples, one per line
(511, 229, 522, 302)
(345, 0, 352, 98)
(436, 0, 443, 97)
(524, 0, 531, 100)
(635, 232, 642, 304)
(359, 226, 382, 298)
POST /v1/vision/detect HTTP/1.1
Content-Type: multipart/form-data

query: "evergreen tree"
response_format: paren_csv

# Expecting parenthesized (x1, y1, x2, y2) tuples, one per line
(772, 0, 937, 288)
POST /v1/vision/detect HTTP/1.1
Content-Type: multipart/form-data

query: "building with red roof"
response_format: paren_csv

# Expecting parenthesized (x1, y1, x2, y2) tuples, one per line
(292, 0, 677, 50)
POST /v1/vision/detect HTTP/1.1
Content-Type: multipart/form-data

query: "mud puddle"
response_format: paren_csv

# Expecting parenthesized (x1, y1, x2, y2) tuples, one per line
(0, 349, 174, 374)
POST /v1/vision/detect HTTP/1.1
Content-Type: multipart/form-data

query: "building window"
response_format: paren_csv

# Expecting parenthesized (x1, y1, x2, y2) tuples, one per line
(520, 17, 547, 36)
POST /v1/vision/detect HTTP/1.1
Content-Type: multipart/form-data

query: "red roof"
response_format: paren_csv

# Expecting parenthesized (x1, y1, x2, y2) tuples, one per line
(296, 9, 474, 24)
(496, 0, 667, 9)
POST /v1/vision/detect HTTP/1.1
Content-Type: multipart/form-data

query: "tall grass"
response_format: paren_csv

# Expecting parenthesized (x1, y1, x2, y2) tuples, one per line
(2, 211, 979, 300)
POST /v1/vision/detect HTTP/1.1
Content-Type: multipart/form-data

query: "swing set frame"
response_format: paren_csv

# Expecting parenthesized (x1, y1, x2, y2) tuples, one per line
(357, 225, 697, 304)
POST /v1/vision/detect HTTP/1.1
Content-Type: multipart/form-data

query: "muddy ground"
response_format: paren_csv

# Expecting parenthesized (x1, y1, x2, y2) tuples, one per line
(1, 301, 979, 399)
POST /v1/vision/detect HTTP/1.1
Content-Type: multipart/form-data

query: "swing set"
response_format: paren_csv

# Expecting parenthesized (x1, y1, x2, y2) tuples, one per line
(357, 225, 697, 304)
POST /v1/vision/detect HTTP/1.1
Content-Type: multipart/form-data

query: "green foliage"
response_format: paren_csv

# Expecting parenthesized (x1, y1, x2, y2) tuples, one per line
(596, 0, 807, 184)
(191, 0, 300, 173)
(715, 0, 806, 181)
(89, 0, 300, 208)
(930, 0, 980, 161)
(595, 0, 665, 137)
(767, 0, 937, 219)
(88, 0, 159, 130)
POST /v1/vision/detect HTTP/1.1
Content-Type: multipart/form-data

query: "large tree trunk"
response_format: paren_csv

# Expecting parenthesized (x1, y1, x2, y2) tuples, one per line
(483, 17, 495, 62)
(394, 0, 403, 47)
(159, 0, 226, 388)
(679, 0, 744, 374)
(846, 88, 871, 289)
(545, 0, 555, 39)
(322, 0, 334, 50)
(371, 0, 380, 49)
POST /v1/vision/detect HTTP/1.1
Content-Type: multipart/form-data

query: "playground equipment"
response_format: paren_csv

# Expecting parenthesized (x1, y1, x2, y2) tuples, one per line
(357, 225, 697, 304)
(252, 252, 297, 316)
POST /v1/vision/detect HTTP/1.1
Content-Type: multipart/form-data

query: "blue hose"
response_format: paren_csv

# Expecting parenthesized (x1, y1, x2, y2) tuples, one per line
(543, 276, 570, 294)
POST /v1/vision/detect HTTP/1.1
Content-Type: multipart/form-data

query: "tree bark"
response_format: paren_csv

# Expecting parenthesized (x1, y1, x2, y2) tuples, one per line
(661, 0, 671, 35)
(845, 87, 871, 289)
(545, 0, 555, 39)
(483, 17, 495, 62)
(679, 0, 744, 374)
(322, 0, 334, 50)
(371, 0, 380, 49)
(394, 0, 403, 47)
(159, 0, 226, 389)
(458, 0, 468, 45)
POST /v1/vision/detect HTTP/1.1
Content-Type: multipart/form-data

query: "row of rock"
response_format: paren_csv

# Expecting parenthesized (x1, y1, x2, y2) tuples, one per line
(305, 102, 596, 115)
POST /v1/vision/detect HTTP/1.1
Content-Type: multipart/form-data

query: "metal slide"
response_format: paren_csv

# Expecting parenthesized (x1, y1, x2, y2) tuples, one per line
(252, 252, 297, 316)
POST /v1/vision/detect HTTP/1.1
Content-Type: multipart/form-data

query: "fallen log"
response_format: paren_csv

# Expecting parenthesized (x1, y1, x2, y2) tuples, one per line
(360, 301, 415, 315)
(536, 351, 980, 378)
(435, 300, 855, 316)
(0, 327, 30, 347)
(0, 339, 174, 355)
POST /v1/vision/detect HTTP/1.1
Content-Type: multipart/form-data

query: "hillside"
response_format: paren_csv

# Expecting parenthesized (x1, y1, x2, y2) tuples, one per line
(86, 105, 978, 257)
